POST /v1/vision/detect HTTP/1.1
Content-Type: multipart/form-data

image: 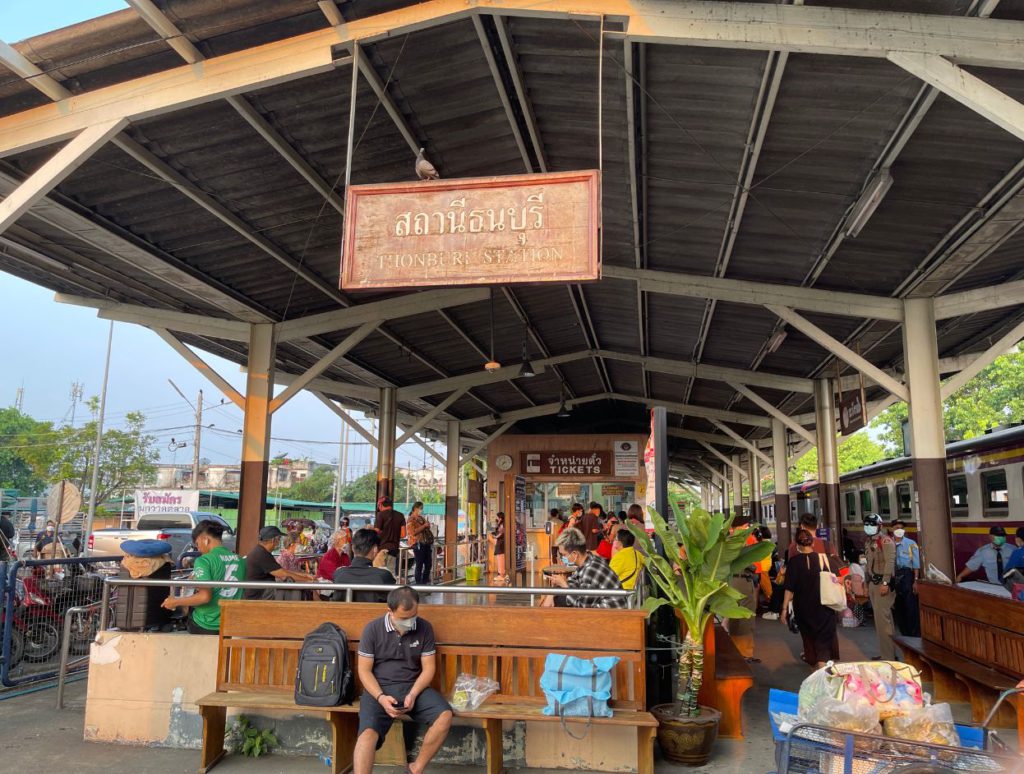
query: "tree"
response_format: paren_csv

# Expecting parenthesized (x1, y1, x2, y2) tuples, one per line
(787, 431, 887, 486)
(339, 470, 413, 503)
(0, 407, 55, 495)
(289, 466, 336, 503)
(50, 398, 158, 506)
(668, 482, 701, 512)
(871, 346, 1024, 455)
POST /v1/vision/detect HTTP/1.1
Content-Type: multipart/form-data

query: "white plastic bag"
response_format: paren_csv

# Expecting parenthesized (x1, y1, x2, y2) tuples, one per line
(803, 697, 881, 734)
(883, 703, 960, 747)
(449, 673, 499, 711)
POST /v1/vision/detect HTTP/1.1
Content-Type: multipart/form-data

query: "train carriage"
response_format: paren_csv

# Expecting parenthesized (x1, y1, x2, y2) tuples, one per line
(760, 424, 1024, 572)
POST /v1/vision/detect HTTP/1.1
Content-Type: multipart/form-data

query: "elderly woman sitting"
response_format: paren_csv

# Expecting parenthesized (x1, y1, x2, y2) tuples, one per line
(318, 528, 352, 582)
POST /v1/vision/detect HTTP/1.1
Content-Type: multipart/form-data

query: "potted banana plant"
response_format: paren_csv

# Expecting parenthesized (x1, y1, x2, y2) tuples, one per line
(628, 505, 772, 766)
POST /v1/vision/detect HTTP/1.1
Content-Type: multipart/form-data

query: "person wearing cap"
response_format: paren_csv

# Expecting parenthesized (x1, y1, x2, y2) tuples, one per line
(956, 525, 1016, 585)
(863, 513, 896, 660)
(243, 526, 315, 600)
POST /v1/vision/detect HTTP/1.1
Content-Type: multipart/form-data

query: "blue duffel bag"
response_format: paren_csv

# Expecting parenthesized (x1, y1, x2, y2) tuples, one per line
(540, 653, 620, 736)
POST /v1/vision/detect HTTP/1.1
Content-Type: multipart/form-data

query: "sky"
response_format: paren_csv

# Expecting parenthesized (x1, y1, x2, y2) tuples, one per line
(0, 1, 435, 479)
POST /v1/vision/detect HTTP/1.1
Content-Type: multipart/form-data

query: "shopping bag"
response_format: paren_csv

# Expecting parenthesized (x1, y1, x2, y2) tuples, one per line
(818, 554, 848, 611)
(799, 661, 924, 720)
(540, 653, 619, 737)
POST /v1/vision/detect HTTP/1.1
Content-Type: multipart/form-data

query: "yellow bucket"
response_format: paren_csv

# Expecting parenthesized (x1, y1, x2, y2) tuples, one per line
(465, 564, 482, 584)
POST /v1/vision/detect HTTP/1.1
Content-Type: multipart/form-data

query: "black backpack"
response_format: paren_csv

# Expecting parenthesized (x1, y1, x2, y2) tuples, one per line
(294, 622, 354, 707)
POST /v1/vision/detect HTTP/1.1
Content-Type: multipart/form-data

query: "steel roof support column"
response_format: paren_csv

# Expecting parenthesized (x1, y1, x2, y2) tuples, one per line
(377, 387, 398, 506)
(772, 419, 792, 551)
(902, 298, 953, 578)
(748, 453, 762, 523)
(731, 455, 743, 522)
(814, 378, 841, 543)
(720, 468, 730, 517)
(445, 420, 461, 582)
(237, 323, 276, 555)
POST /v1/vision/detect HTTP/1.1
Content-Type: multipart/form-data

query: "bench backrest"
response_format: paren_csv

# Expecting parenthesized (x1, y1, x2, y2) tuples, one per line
(919, 581, 1024, 678)
(216, 600, 649, 710)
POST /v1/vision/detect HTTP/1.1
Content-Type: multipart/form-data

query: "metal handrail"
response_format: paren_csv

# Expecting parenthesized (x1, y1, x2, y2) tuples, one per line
(97, 575, 637, 628)
(56, 601, 100, 709)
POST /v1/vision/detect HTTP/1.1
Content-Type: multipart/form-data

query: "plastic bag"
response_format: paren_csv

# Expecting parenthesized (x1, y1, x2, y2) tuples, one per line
(449, 673, 499, 711)
(882, 703, 960, 747)
(798, 662, 923, 720)
(803, 697, 881, 734)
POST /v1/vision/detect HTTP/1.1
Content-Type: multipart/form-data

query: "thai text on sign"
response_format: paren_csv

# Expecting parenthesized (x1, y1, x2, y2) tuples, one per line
(521, 451, 611, 477)
(340, 170, 600, 290)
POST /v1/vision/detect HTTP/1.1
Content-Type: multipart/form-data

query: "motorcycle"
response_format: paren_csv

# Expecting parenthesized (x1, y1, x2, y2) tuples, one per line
(22, 568, 104, 656)
(2, 578, 59, 664)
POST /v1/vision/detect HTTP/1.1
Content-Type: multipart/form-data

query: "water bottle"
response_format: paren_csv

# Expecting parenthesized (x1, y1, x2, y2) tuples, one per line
(319, 754, 332, 767)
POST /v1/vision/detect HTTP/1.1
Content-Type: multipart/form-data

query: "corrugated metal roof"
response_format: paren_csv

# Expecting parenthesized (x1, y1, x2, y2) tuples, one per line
(0, 0, 1022, 469)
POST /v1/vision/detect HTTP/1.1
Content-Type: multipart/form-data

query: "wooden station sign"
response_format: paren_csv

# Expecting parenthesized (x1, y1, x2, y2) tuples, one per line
(839, 387, 867, 435)
(340, 170, 601, 290)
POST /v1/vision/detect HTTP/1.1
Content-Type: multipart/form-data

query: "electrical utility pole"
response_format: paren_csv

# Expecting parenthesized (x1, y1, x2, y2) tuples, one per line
(192, 390, 203, 488)
(84, 322, 114, 546)
(168, 380, 203, 488)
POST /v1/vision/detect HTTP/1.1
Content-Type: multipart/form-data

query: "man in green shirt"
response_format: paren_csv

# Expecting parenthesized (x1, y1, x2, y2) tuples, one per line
(163, 520, 245, 635)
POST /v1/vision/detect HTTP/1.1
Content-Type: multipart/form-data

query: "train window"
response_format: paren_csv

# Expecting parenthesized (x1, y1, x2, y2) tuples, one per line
(896, 483, 913, 517)
(875, 487, 891, 517)
(948, 475, 968, 517)
(860, 490, 873, 516)
(844, 492, 857, 520)
(982, 469, 1008, 515)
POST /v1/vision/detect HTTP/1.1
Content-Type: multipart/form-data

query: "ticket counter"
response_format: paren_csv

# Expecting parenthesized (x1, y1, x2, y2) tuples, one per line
(485, 434, 646, 582)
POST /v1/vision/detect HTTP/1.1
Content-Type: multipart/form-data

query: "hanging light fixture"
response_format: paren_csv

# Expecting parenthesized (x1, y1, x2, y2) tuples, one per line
(484, 289, 501, 373)
(557, 386, 571, 418)
(520, 339, 536, 378)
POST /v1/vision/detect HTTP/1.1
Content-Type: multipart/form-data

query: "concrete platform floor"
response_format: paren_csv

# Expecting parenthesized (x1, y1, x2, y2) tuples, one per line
(0, 619, 1014, 773)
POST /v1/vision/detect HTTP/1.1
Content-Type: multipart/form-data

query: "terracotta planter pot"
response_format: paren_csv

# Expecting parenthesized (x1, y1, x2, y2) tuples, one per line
(651, 703, 721, 766)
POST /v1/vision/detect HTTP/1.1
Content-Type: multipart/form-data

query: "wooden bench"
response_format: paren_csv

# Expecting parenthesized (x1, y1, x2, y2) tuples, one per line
(893, 581, 1023, 737)
(197, 600, 657, 774)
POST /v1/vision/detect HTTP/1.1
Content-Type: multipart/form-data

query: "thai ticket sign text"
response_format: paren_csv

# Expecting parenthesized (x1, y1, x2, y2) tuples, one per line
(521, 451, 611, 477)
(341, 170, 600, 290)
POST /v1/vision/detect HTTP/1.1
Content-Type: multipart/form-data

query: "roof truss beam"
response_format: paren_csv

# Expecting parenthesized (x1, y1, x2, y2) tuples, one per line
(609, 393, 773, 428)
(150, 328, 245, 409)
(276, 288, 490, 341)
(934, 280, 1024, 320)
(605, 266, 903, 321)
(0, 40, 72, 101)
(0, 118, 126, 234)
(54, 293, 251, 341)
(766, 305, 910, 401)
(888, 51, 1024, 143)
(460, 422, 514, 466)
(940, 317, 1024, 401)
(473, 15, 532, 172)
(270, 321, 378, 413)
(727, 382, 815, 444)
(396, 389, 468, 446)
(5, 1, 1024, 157)
(595, 349, 813, 393)
(398, 351, 589, 400)
(699, 442, 746, 477)
(709, 420, 772, 467)
(495, 15, 547, 172)
(314, 393, 378, 448)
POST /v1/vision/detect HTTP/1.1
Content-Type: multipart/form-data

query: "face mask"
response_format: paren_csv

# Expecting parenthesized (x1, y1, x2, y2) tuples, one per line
(864, 525, 879, 537)
(46, 527, 54, 534)
(993, 536, 1006, 547)
(560, 553, 576, 567)
(859, 557, 868, 566)
(393, 615, 417, 632)
(893, 529, 905, 539)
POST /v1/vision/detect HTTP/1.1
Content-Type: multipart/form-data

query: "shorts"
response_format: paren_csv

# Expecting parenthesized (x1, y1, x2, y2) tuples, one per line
(358, 684, 451, 748)
(187, 614, 218, 636)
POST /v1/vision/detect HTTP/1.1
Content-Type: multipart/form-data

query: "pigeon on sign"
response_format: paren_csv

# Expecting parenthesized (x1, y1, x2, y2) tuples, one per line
(415, 147, 439, 180)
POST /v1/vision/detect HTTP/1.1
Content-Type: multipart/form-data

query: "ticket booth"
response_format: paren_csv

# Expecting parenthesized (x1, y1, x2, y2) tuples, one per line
(485, 434, 646, 582)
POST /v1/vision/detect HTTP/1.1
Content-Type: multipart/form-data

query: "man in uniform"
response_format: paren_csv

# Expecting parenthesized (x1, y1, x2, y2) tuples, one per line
(890, 519, 920, 637)
(863, 513, 896, 660)
(956, 525, 1015, 585)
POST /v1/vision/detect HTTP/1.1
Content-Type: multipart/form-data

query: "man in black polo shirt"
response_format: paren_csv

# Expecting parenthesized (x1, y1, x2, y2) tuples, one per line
(354, 586, 452, 774)
(244, 526, 314, 599)
(374, 497, 405, 575)
(332, 528, 395, 603)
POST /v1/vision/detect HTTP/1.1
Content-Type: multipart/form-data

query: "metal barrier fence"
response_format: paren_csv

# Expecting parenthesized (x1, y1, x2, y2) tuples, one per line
(1, 556, 120, 687)
(397, 536, 489, 585)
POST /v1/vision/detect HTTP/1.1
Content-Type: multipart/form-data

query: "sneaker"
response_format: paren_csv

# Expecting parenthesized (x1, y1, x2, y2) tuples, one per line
(762, 612, 779, 620)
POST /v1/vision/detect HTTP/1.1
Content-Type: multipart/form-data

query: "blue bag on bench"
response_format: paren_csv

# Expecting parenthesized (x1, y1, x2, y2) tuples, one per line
(540, 653, 619, 721)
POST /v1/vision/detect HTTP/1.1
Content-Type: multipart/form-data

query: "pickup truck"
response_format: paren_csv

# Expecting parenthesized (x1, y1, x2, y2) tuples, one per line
(87, 511, 236, 560)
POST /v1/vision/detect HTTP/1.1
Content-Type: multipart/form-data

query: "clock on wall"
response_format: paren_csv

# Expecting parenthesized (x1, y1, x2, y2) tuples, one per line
(495, 454, 513, 471)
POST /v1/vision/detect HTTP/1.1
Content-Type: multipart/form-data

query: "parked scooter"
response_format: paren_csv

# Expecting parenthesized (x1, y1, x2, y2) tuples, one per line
(2, 578, 59, 663)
